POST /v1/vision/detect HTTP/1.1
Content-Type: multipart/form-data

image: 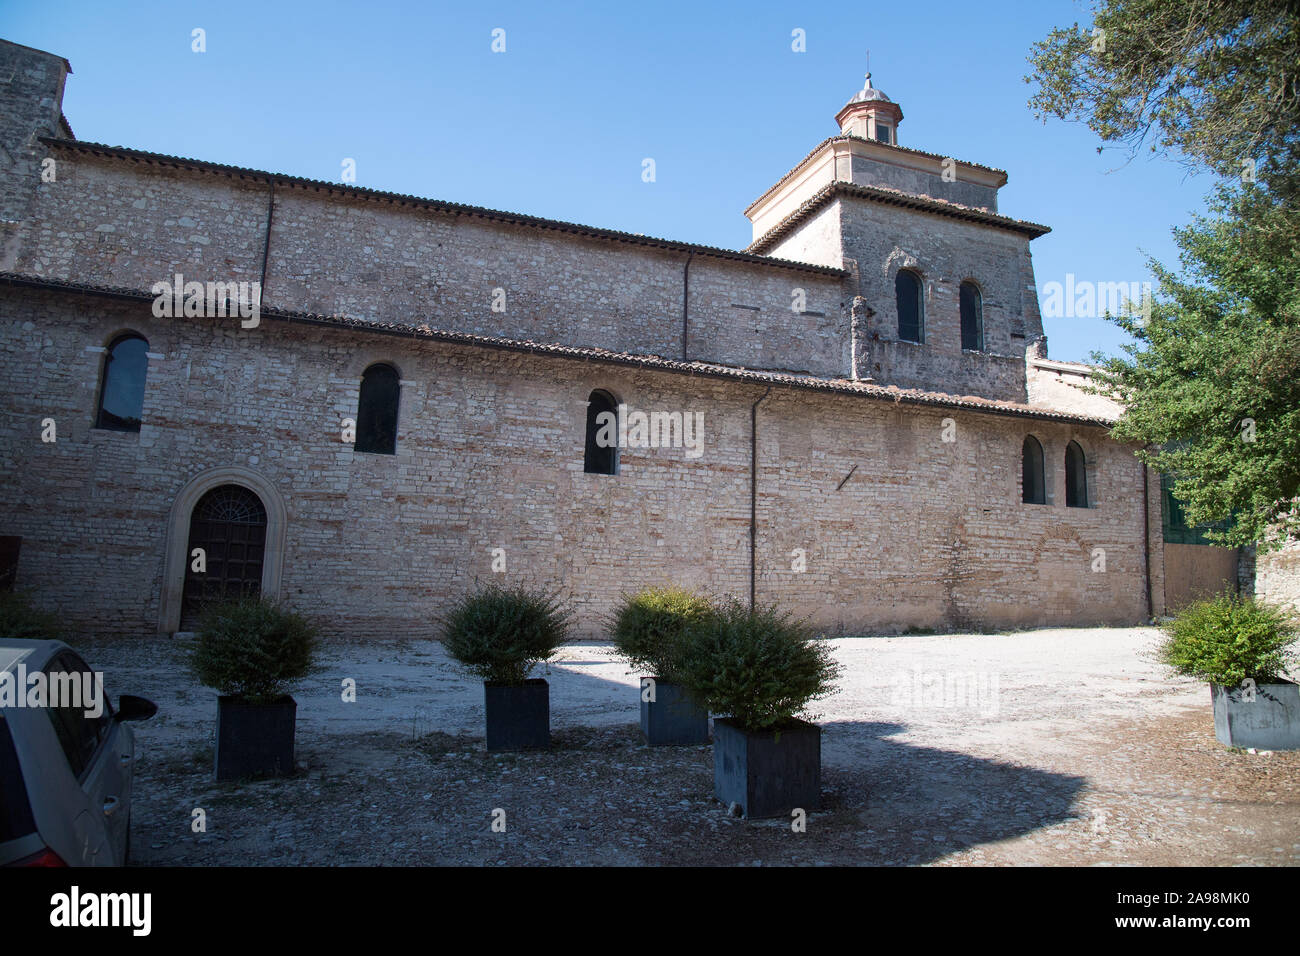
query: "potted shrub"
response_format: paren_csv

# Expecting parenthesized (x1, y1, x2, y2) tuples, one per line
(676, 598, 840, 818)
(1158, 592, 1300, 750)
(610, 587, 713, 746)
(442, 583, 571, 751)
(189, 596, 319, 781)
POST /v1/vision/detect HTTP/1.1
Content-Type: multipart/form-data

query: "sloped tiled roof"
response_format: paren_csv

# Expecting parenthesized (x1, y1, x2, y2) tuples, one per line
(37, 137, 848, 278)
(743, 134, 1009, 218)
(0, 271, 1114, 427)
(748, 180, 1051, 254)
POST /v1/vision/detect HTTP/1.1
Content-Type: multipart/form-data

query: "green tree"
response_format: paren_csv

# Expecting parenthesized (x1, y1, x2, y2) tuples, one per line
(1027, 0, 1300, 198)
(1092, 186, 1300, 548)
(1028, 0, 1300, 550)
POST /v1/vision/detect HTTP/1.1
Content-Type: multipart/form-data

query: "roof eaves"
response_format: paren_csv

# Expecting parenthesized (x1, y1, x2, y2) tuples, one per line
(748, 181, 1051, 253)
(744, 134, 1009, 217)
(0, 271, 1114, 428)
(37, 137, 847, 278)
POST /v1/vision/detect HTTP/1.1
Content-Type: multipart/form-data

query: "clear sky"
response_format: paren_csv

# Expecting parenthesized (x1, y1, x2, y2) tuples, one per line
(1, 0, 1216, 364)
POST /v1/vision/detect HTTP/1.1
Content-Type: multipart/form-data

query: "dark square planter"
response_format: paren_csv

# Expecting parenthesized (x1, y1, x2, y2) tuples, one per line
(639, 677, 709, 746)
(713, 716, 821, 819)
(1211, 680, 1300, 750)
(215, 695, 296, 781)
(485, 678, 549, 751)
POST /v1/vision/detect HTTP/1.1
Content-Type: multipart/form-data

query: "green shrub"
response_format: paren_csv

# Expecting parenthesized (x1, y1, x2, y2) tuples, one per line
(0, 591, 61, 642)
(442, 583, 571, 685)
(189, 596, 319, 703)
(676, 598, 840, 732)
(609, 587, 715, 683)
(1159, 593, 1298, 686)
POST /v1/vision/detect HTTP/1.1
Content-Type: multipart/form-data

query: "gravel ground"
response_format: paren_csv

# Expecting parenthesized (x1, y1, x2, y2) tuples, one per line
(77, 626, 1300, 866)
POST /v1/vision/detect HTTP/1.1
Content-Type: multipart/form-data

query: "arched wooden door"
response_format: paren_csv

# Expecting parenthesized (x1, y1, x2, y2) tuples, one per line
(179, 484, 268, 630)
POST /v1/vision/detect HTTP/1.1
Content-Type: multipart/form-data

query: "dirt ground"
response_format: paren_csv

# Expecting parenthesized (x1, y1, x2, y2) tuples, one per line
(79, 626, 1300, 866)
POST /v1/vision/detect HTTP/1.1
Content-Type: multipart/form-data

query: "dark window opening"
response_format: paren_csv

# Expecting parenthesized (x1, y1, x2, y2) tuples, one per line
(1161, 473, 1233, 545)
(95, 333, 149, 431)
(960, 281, 983, 352)
(0, 536, 20, 592)
(874, 125, 892, 144)
(584, 390, 619, 475)
(895, 270, 923, 343)
(1065, 440, 1088, 508)
(1022, 436, 1046, 504)
(355, 363, 400, 455)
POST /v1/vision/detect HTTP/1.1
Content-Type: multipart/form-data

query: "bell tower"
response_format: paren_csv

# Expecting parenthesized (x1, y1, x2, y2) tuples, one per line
(834, 70, 903, 145)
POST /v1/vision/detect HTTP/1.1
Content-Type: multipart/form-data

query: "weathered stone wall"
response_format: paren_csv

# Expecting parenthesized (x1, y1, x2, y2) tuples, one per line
(1, 285, 1154, 638)
(7, 149, 849, 379)
(849, 154, 998, 213)
(0, 42, 69, 240)
(838, 198, 1042, 400)
(1256, 538, 1300, 613)
(755, 391, 1152, 631)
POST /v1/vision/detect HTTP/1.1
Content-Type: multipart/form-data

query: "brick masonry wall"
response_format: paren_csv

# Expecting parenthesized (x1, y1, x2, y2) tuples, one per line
(2, 285, 1155, 638)
(7, 150, 849, 378)
(838, 198, 1044, 401)
(849, 155, 999, 213)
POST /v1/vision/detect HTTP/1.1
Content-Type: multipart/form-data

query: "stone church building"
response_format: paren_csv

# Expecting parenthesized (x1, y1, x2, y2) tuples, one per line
(1, 38, 1290, 639)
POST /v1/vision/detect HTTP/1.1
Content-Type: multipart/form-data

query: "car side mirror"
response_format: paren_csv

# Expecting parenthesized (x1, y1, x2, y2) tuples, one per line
(117, 695, 158, 722)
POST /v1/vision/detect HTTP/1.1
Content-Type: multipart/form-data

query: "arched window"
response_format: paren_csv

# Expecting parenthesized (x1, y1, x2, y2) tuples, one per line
(960, 281, 983, 352)
(584, 390, 619, 475)
(1022, 436, 1046, 504)
(95, 333, 149, 431)
(895, 270, 924, 343)
(1065, 440, 1089, 508)
(355, 363, 400, 455)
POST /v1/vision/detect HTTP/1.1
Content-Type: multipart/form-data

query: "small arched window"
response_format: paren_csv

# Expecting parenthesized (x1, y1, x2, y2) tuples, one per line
(960, 281, 983, 352)
(895, 270, 924, 343)
(1065, 440, 1089, 508)
(95, 333, 150, 432)
(584, 390, 619, 475)
(1022, 436, 1046, 505)
(355, 363, 400, 455)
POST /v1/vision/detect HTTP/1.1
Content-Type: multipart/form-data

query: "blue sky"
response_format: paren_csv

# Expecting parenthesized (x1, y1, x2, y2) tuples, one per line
(2, 0, 1216, 363)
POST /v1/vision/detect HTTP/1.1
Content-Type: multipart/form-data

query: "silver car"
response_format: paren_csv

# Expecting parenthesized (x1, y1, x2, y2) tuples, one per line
(0, 639, 156, 866)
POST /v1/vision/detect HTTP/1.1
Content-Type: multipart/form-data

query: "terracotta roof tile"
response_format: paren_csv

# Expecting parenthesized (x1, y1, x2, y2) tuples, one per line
(0, 271, 1113, 428)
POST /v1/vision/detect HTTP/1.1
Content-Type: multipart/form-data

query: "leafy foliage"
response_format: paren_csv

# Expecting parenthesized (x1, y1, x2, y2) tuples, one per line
(189, 597, 319, 704)
(609, 587, 715, 683)
(675, 598, 839, 732)
(1028, 3, 1300, 549)
(1090, 186, 1300, 548)
(442, 583, 572, 685)
(1159, 592, 1297, 686)
(1027, 0, 1300, 200)
(0, 591, 61, 642)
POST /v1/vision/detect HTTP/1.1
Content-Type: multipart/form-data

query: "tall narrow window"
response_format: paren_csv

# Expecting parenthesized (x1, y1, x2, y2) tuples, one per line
(1065, 440, 1089, 508)
(95, 333, 149, 431)
(584, 390, 619, 475)
(960, 281, 983, 352)
(895, 270, 923, 343)
(355, 363, 400, 455)
(1022, 436, 1046, 504)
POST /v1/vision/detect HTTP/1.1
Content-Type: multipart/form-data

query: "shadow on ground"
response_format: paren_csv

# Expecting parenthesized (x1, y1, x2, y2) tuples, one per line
(128, 717, 1085, 866)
